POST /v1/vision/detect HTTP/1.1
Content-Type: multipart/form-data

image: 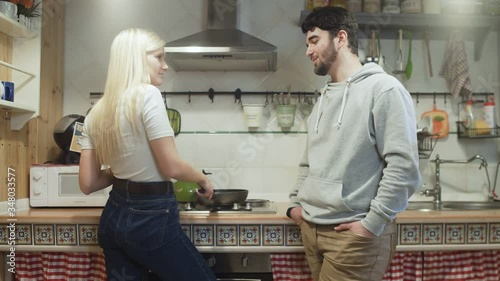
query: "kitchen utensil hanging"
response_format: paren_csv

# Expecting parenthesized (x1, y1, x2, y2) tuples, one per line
(377, 31, 385, 68)
(163, 95, 181, 136)
(392, 29, 405, 75)
(421, 98, 449, 139)
(405, 31, 413, 80)
(424, 30, 433, 77)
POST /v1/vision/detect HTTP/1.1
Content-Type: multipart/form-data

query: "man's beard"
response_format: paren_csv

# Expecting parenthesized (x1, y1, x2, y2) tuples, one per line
(314, 46, 337, 76)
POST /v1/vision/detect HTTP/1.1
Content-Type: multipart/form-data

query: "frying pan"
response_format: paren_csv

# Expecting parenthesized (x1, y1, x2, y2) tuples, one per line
(197, 189, 249, 207)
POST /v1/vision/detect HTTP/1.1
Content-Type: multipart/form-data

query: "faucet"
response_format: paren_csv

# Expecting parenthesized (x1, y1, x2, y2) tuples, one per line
(422, 154, 493, 205)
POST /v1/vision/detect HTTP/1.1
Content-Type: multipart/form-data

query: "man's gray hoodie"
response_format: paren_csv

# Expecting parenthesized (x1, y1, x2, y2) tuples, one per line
(288, 63, 421, 236)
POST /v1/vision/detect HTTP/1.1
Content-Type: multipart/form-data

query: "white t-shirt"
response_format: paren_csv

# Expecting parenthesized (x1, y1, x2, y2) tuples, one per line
(80, 85, 174, 182)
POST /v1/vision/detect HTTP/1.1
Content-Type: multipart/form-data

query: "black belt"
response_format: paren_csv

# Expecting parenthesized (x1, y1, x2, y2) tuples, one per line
(113, 177, 174, 195)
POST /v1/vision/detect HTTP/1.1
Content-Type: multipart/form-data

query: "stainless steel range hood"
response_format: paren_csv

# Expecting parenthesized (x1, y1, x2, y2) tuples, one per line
(164, 0, 277, 72)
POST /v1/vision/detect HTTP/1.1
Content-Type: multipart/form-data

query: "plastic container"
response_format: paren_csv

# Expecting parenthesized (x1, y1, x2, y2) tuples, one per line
(401, 0, 422, 13)
(243, 104, 264, 128)
(484, 97, 497, 135)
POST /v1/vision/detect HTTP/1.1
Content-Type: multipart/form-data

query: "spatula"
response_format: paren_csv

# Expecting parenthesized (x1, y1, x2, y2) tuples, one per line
(405, 31, 413, 80)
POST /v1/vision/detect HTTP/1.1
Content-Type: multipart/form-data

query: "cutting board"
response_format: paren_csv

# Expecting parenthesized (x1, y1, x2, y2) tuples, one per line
(421, 103, 449, 139)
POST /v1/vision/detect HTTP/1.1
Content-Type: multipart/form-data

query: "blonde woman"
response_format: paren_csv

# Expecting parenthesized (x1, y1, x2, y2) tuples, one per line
(79, 28, 216, 281)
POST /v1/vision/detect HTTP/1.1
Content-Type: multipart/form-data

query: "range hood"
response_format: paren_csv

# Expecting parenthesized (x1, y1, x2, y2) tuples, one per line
(164, 0, 277, 72)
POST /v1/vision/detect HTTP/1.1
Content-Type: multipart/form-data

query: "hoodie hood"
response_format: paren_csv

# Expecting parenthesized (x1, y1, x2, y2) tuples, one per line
(314, 63, 387, 133)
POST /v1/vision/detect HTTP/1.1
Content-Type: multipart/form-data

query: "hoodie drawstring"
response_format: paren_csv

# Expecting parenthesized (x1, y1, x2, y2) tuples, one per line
(314, 83, 329, 133)
(314, 77, 352, 133)
(336, 77, 352, 129)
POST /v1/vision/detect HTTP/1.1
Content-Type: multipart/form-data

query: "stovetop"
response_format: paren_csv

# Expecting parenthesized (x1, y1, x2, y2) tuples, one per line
(178, 200, 277, 215)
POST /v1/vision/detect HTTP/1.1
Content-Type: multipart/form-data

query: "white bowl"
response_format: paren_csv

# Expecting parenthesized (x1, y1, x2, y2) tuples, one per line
(0, 1, 17, 19)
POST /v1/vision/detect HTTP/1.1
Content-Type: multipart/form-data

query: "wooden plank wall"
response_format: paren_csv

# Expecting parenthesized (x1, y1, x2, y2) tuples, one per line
(0, 0, 64, 201)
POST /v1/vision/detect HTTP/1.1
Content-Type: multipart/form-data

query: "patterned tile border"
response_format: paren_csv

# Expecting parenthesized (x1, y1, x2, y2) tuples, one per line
(422, 224, 443, 245)
(16, 224, 32, 245)
(34, 224, 55, 245)
(193, 225, 214, 246)
(239, 225, 260, 246)
(78, 225, 99, 245)
(285, 225, 302, 246)
(216, 225, 237, 246)
(400, 224, 421, 245)
(446, 224, 466, 244)
(490, 223, 500, 243)
(181, 225, 191, 242)
(4, 222, 500, 248)
(467, 224, 487, 244)
(56, 224, 78, 246)
(263, 225, 284, 246)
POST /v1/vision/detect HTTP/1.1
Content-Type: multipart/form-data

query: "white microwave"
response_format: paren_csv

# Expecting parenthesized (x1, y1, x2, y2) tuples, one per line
(30, 164, 111, 207)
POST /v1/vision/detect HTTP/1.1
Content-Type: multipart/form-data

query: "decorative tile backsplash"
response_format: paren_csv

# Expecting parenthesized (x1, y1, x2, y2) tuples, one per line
(3, 223, 500, 250)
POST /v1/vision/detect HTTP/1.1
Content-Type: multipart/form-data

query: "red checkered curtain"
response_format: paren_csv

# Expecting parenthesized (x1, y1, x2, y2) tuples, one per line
(383, 252, 423, 281)
(271, 253, 314, 281)
(421, 251, 500, 281)
(15, 252, 106, 281)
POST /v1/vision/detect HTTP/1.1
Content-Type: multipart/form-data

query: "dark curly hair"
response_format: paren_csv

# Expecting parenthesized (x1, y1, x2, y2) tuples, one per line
(301, 6, 358, 55)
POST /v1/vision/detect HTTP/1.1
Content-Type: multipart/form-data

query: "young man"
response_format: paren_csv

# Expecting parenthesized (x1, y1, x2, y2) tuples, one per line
(287, 7, 421, 281)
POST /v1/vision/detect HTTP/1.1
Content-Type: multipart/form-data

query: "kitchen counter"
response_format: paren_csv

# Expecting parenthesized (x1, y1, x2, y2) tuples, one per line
(1, 203, 500, 252)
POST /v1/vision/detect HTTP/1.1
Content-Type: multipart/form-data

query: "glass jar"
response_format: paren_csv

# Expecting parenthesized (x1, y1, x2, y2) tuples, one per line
(401, 0, 422, 13)
(363, 0, 381, 12)
(346, 0, 363, 12)
(330, 0, 347, 8)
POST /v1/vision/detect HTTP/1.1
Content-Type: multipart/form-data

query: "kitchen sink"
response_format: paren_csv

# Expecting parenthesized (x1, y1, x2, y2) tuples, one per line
(406, 201, 500, 211)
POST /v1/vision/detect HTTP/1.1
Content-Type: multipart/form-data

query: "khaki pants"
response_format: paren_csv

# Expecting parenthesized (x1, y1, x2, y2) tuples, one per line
(299, 220, 396, 281)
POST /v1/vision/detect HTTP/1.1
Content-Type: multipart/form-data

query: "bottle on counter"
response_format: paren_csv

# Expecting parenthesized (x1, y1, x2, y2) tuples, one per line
(483, 96, 497, 135)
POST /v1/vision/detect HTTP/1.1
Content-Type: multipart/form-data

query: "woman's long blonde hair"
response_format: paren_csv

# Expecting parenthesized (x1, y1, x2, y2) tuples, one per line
(88, 28, 166, 168)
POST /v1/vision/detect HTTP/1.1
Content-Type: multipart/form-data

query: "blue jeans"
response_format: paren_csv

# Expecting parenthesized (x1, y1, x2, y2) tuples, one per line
(98, 189, 217, 281)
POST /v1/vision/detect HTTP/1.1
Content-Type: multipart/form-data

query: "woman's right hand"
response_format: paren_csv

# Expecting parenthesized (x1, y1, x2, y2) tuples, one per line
(196, 177, 214, 200)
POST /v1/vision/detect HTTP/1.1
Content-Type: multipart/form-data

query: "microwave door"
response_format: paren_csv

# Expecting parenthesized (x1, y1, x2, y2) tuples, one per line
(53, 172, 110, 206)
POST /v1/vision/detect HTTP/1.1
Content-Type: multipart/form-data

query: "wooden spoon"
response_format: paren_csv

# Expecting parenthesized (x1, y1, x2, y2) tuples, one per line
(425, 30, 433, 77)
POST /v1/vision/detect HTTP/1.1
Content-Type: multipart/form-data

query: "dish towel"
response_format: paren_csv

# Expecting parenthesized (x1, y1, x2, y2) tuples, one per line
(270, 253, 313, 281)
(440, 31, 473, 99)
